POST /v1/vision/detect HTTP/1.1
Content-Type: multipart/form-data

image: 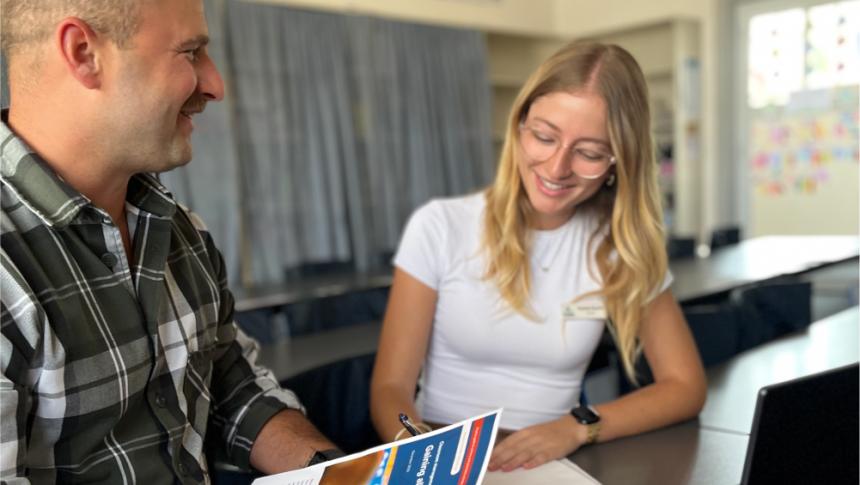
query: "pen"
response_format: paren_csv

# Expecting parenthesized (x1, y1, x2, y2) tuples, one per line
(398, 413, 420, 437)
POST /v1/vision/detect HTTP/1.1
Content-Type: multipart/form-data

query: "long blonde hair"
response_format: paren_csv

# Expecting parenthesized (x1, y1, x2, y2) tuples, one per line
(482, 41, 667, 383)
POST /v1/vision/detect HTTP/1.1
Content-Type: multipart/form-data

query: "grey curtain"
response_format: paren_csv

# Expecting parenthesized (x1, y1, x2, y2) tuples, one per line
(226, 4, 357, 284)
(351, 17, 495, 265)
(222, 2, 494, 284)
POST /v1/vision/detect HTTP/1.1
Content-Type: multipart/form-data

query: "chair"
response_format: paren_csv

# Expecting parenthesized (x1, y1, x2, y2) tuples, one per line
(284, 260, 356, 281)
(376, 250, 396, 269)
(616, 286, 795, 395)
(615, 351, 656, 395)
(667, 236, 697, 260)
(616, 301, 740, 395)
(684, 303, 741, 368)
(284, 288, 389, 336)
(584, 329, 615, 375)
(681, 280, 811, 368)
(582, 329, 618, 405)
(731, 280, 812, 352)
(710, 226, 740, 251)
(234, 308, 291, 344)
(280, 353, 382, 454)
(282, 260, 389, 336)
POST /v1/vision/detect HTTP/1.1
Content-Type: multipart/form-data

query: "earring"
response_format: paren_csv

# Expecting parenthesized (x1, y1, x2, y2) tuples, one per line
(606, 173, 616, 187)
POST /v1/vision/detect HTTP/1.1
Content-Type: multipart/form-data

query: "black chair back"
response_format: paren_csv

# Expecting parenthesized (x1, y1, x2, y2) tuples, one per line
(281, 353, 382, 454)
(732, 281, 812, 351)
(710, 226, 741, 251)
(667, 237, 697, 259)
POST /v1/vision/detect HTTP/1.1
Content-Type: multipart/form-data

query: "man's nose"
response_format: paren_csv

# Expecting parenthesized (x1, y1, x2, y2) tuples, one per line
(198, 54, 225, 102)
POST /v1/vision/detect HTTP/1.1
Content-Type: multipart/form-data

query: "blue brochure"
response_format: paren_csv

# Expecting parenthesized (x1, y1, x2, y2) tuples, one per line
(254, 409, 501, 485)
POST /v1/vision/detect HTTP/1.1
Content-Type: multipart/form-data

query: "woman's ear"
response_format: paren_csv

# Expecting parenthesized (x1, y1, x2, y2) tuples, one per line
(606, 172, 616, 187)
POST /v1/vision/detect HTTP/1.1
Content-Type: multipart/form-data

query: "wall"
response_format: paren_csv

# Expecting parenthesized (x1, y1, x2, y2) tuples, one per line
(247, 0, 558, 36)
(551, 0, 705, 37)
(751, 164, 859, 235)
(486, 34, 566, 143)
(249, 0, 708, 38)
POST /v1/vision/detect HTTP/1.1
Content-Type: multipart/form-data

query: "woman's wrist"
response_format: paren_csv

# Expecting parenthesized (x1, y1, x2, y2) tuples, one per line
(563, 415, 591, 449)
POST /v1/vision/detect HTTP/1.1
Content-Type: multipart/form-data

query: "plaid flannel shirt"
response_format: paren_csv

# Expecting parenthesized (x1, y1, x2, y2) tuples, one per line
(0, 117, 302, 484)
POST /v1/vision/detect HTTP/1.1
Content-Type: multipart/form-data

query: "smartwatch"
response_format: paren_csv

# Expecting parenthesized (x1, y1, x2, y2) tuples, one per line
(570, 405, 601, 445)
(307, 448, 346, 466)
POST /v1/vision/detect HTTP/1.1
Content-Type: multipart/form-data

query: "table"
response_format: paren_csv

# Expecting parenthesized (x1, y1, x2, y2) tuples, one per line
(254, 236, 858, 381)
(670, 235, 858, 302)
(570, 306, 859, 485)
(572, 422, 748, 485)
(257, 321, 381, 380)
(699, 305, 859, 434)
(234, 235, 858, 312)
(233, 270, 392, 312)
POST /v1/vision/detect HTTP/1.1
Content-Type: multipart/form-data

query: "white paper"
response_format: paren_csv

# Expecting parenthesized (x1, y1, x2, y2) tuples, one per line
(483, 459, 601, 485)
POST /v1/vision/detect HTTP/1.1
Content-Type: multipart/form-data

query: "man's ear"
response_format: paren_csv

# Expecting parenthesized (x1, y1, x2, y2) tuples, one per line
(55, 17, 104, 89)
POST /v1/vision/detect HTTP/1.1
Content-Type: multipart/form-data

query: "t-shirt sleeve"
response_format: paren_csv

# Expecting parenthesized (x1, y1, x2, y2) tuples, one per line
(660, 268, 674, 293)
(648, 267, 675, 302)
(393, 201, 446, 290)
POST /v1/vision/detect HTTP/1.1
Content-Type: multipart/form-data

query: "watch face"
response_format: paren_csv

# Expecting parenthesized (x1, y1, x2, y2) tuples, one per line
(571, 405, 600, 424)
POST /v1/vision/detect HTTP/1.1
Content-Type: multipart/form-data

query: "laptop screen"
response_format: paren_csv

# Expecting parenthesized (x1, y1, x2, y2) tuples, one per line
(741, 363, 859, 485)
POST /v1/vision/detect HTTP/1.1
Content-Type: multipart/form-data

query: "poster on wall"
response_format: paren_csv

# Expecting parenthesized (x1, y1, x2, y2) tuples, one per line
(749, 86, 859, 196)
(747, 0, 860, 197)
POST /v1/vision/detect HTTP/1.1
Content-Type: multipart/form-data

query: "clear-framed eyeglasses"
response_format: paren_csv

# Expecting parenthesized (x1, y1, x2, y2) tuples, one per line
(518, 122, 616, 180)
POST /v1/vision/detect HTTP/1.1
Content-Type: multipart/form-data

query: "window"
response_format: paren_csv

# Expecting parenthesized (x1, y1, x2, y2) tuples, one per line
(748, 1, 860, 108)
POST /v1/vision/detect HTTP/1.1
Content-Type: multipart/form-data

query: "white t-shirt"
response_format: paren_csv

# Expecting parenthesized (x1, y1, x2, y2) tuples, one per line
(394, 193, 672, 430)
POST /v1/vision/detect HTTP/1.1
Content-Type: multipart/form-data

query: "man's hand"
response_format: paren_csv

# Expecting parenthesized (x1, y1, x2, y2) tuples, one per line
(487, 416, 586, 472)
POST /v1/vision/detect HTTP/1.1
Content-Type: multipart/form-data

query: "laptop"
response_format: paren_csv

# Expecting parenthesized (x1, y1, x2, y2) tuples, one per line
(740, 362, 859, 485)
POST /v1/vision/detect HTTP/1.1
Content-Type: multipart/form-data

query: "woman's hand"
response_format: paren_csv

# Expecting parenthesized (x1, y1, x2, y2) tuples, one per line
(488, 416, 586, 472)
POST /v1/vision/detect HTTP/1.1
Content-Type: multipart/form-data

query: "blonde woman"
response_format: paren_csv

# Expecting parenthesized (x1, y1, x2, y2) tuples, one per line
(370, 41, 706, 472)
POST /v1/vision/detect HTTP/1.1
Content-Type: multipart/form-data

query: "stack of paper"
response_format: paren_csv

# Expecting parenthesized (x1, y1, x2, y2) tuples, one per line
(484, 459, 601, 485)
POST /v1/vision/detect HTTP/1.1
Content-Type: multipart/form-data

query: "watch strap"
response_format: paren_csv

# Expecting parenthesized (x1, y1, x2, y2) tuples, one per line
(585, 421, 601, 445)
(307, 448, 345, 466)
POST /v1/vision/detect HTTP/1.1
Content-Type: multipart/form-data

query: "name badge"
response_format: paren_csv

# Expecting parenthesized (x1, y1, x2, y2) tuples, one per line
(562, 300, 607, 320)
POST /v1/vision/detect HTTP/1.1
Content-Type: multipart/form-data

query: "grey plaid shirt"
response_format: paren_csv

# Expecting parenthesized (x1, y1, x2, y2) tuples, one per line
(0, 117, 302, 484)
